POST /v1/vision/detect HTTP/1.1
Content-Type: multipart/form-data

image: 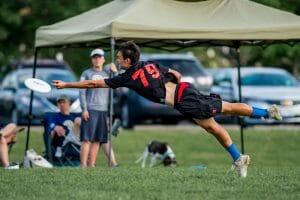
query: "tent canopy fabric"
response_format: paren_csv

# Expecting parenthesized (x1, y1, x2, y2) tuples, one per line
(35, 0, 300, 48)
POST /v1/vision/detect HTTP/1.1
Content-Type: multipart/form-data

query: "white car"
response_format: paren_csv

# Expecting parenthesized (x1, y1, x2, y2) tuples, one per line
(208, 67, 300, 124)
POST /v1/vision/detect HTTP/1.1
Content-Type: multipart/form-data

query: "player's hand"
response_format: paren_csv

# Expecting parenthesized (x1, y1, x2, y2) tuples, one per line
(82, 111, 89, 121)
(52, 80, 66, 89)
(109, 63, 118, 74)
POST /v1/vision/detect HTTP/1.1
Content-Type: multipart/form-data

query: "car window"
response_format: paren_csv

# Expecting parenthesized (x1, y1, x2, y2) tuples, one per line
(241, 73, 297, 86)
(151, 59, 206, 75)
(209, 70, 232, 86)
(18, 72, 77, 89)
(1, 74, 17, 89)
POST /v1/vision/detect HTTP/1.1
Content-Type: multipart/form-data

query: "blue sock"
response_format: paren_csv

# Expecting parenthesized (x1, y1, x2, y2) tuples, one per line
(226, 144, 240, 161)
(250, 107, 269, 118)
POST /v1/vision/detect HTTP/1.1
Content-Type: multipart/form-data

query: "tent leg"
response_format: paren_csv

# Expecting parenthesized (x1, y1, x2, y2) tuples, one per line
(24, 48, 39, 155)
(235, 46, 245, 154)
(108, 38, 115, 166)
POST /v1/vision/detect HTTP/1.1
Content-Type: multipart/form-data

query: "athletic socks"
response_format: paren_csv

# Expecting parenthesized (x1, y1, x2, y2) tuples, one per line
(226, 144, 241, 161)
(250, 107, 269, 118)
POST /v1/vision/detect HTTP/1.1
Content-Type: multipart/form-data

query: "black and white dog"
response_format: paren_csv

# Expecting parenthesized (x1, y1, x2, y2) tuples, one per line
(135, 140, 177, 168)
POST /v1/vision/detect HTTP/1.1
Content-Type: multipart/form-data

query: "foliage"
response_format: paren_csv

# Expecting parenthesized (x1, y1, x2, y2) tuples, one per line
(245, 0, 300, 76)
(0, 0, 111, 76)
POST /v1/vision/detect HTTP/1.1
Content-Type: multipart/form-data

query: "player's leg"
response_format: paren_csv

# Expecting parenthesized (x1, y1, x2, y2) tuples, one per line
(101, 142, 118, 167)
(0, 123, 17, 137)
(194, 117, 233, 148)
(80, 141, 91, 167)
(221, 101, 282, 120)
(0, 137, 9, 167)
(0, 135, 17, 167)
(0, 124, 17, 167)
(88, 142, 100, 167)
(194, 117, 250, 178)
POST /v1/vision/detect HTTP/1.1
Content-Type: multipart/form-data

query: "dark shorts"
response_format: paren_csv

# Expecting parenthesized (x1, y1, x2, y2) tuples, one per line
(174, 82, 222, 119)
(80, 110, 108, 143)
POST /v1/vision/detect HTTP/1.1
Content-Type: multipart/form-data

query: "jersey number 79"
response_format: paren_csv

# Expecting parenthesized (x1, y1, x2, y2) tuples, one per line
(131, 64, 160, 87)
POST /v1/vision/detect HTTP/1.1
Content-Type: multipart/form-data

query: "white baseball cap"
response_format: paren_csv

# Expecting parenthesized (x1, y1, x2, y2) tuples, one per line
(90, 48, 105, 57)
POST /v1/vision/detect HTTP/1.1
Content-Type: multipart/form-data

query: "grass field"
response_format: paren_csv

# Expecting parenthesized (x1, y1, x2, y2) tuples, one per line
(1, 125, 299, 200)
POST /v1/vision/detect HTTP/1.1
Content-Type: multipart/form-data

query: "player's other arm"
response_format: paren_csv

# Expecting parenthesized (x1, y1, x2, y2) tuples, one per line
(52, 79, 109, 89)
(168, 68, 182, 83)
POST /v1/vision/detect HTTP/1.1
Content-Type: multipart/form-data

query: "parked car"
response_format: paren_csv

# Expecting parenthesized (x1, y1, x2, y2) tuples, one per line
(114, 53, 213, 128)
(0, 67, 80, 125)
(7, 59, 74, 71)
(1, 59, 74, 80)
(207, 67, 300, 124)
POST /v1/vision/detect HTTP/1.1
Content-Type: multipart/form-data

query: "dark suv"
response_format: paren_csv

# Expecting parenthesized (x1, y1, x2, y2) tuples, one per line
(114, 53, 212, 128)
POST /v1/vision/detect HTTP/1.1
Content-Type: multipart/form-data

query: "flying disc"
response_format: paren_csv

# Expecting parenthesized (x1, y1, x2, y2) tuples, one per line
(24, 78, 51, 93)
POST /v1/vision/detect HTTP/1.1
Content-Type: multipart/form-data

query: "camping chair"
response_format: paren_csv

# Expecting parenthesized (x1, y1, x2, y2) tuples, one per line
(43, 112, 81, 167)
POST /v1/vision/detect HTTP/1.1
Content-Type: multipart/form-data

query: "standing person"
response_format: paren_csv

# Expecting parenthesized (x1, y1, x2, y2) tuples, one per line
(53, 41, 282, 177)
(79, 48, 118, 168)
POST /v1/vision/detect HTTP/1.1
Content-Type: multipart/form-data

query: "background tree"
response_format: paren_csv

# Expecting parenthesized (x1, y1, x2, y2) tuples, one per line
(0, 0, 111, 76)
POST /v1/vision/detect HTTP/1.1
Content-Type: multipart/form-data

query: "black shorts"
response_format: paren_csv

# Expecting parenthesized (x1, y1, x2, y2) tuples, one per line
(174, 82, 222, 119)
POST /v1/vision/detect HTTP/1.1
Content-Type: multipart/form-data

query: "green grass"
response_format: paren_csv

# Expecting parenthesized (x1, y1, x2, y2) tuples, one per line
(1, 126, 300, 200)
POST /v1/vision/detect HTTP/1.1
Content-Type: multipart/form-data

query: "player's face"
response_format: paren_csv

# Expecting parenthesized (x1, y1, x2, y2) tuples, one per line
(57, 100, 70, 114)
(91, 55, 105, 68)
(117, 51, 131, 70)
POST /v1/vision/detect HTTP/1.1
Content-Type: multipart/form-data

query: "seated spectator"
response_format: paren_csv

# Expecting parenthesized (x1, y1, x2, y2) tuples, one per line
(0, 123, 19, 169)
(49, 95, 81, 158)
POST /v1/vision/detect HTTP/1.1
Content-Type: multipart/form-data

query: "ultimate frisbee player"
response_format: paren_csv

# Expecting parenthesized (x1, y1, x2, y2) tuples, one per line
(53, 41, 282, 178)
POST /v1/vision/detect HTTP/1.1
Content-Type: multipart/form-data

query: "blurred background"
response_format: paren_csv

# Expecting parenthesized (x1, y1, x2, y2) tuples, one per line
(0, 0, 300, 128)
(1, 0, 300, 78)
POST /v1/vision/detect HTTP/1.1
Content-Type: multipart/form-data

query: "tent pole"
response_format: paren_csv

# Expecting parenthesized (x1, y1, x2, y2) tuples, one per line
(108, 37, 115, 166)
(24, 48, 39, 155)
(235, 45, 245, 154)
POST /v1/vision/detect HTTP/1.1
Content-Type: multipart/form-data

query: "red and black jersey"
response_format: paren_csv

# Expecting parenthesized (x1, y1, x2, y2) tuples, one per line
(104, 61, 169, 104)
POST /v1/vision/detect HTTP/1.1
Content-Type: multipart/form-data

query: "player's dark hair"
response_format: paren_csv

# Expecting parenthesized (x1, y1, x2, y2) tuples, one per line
(118, 41, 140, 66)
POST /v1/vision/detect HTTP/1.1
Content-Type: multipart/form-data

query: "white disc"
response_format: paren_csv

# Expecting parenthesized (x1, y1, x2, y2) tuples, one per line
(24, 78, 51, 93)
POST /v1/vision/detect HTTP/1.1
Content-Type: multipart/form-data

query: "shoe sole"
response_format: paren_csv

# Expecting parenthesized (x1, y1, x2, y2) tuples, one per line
(5, 165, 19, 170)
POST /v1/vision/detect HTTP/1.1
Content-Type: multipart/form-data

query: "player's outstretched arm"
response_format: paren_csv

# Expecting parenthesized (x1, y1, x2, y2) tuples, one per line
(52, 79, 109, 89)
